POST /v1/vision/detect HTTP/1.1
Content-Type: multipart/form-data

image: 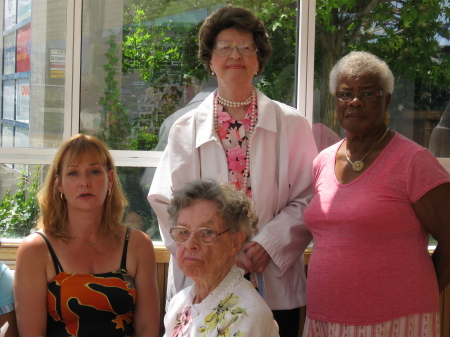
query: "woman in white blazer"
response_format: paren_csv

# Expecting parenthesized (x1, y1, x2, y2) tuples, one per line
(148, 5, 318, 337)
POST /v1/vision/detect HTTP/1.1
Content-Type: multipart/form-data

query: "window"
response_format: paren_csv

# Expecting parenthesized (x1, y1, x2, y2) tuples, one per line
(1, 0, 449, 239)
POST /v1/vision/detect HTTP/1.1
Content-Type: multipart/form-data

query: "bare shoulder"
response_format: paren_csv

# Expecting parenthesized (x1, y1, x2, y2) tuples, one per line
(15, 230, 51, 281)
(124, 228, 156, 278)
(128, 227, 153, 244)
(127, 227, 155, 258)
(17, 231, 48, 256)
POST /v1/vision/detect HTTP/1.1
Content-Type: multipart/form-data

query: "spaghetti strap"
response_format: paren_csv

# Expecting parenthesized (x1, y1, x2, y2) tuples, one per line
(35, 232, 64, 274)
(120, 227, 132, 270)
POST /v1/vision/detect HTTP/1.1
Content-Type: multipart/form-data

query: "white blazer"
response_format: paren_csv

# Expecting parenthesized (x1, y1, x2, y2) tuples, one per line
(148, 89, 318, 310)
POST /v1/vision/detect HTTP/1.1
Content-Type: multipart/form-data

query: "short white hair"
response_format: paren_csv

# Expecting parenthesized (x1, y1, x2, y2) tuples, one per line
(329, 51, 394, 94)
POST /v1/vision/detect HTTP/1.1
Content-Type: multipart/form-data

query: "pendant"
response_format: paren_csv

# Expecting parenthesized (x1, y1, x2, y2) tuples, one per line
(352, 160, 365, 172)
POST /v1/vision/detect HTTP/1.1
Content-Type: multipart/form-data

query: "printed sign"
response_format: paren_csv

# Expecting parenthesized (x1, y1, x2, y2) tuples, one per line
(50, 49, 66, 78)
(16, 23, 31, 72)
(18, 0, 31, 24)
(4, 0, 17, 31)
(16, 78, 30, 122)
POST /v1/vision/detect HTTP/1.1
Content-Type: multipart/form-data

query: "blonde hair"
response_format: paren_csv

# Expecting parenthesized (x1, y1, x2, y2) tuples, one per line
(37, 134, 128, 240)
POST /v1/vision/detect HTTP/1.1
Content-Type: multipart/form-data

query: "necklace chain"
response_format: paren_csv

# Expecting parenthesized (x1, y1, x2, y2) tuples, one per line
(214, 89, 256, 191)
(68, 233, 101, 246)
(344, 128, 389, 172)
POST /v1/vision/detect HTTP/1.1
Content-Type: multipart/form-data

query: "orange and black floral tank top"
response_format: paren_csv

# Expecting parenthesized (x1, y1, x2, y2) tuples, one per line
(36, 227, 136, 337)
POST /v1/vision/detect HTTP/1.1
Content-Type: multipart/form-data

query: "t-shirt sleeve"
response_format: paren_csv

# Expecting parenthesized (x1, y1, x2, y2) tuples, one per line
(0, 263, 14, 314)
(407, 148, 450, 203)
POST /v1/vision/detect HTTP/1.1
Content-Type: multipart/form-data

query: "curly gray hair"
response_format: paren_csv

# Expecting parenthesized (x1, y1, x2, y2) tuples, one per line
(167, 179, 258, 243)
(329, 51, 394, 94)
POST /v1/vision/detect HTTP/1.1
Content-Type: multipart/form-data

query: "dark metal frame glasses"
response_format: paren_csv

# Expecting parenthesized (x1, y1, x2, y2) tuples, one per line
(334, 90, 387, 102)
(169, 226, 231, 245)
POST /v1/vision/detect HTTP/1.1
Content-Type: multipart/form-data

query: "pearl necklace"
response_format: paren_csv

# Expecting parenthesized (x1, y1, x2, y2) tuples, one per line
(68, 233, 101, 246)
(216, 92, 253, 107)
(345, 128, 389, 172)
(214, 90, 256, 191)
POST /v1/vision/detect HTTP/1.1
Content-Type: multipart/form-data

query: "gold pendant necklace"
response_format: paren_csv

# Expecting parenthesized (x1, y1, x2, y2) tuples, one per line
(345, 128, 389, 172)
(68, 233, 101, 246)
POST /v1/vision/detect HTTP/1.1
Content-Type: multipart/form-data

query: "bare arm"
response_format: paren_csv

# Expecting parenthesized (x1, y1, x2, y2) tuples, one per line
(14, 234, 49, 337)
(130, 230, 160, 337)
(413, 182, 450, 292)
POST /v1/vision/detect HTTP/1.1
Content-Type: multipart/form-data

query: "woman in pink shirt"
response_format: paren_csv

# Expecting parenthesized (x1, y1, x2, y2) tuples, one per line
(303, 51, 450, 337)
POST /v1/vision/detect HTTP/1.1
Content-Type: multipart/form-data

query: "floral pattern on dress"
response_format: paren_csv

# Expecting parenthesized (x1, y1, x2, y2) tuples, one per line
(172, 305, 192, 337)
(216, 102, 258, 199)
(197, 293, 247, 337)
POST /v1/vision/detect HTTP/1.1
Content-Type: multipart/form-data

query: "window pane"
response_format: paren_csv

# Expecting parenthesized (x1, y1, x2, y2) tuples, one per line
(1, 0, 67, 149)
(313, 1, 450, 156)
(78, 1, 299, 242)
(0, 163, 161, 240)
(80, 0, 299, 151)
(0, 164, 43, 238)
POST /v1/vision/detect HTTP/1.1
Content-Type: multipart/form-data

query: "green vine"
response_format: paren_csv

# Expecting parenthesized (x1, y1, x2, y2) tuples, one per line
(0, 167, 40, 238)
(98, 33, 131, 149)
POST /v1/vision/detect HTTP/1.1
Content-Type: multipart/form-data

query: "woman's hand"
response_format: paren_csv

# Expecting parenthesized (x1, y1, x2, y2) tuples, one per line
(236, 242, 271, 274)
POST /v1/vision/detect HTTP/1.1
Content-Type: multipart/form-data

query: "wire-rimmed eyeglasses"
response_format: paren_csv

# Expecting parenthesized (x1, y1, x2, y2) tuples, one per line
(169, 226, 231, 245)
(334, 90, 387, 102)
(213, 40, 258, 57)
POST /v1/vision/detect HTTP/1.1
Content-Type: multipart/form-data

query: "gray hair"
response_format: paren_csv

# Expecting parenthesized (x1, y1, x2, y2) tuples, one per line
(329, 51, 394, 94)
(167, 179, 258, 243)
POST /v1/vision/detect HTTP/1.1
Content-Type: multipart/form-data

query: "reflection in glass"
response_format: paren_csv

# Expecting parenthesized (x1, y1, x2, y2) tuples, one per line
(0, 164, 43, 238)
(0, 163, 161, 240)
(1, 0, 67, 149)
(429, 101, 450, 158)
(80, 0, 299, 152)
(313, 1, 450, 156)
(80, 1, 300, 241)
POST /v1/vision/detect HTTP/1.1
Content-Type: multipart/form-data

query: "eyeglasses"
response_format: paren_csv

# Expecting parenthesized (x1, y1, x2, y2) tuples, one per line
(334, 90, 387, 102)
(213, 41, 258, 56)
(169, 226, 231, 245)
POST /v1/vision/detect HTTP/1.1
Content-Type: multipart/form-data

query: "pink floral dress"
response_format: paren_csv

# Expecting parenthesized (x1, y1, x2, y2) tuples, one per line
(216, 101, 258, 199)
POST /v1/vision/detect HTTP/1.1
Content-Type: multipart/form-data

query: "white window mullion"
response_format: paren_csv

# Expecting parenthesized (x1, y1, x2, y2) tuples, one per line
(296, 0, 316, 126)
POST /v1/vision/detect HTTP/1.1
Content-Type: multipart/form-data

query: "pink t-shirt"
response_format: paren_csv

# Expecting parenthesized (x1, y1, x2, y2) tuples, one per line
(303, 132, 450, 325)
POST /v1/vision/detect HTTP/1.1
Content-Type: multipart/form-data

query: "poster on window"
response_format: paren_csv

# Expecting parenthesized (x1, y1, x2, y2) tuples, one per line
(16, 78, 30, 123)
(16, 23, 31, 72)
(50, 49, 66, 78)
(3, 33, 16, 75)
(4, 0, 17, 31)
(18, 0, 31, 24)
(2, 80, 15, 120)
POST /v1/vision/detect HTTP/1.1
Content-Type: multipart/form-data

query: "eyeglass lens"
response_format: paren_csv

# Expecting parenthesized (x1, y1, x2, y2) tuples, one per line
(170, 226, 230, 245)
(335, 90, 385, 102)
(214, 41, 257, 56)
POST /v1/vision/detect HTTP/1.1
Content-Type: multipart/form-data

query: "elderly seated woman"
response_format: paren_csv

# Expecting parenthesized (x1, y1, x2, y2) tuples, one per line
(163, 179, 279, 337)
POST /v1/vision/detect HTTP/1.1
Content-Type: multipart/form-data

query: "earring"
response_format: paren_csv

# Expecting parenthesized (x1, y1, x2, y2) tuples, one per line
(384, 111, 390, 126)
(108, 189, 111, 196)
(211, 71, 215, 76)
(60, 193, 65, 200)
